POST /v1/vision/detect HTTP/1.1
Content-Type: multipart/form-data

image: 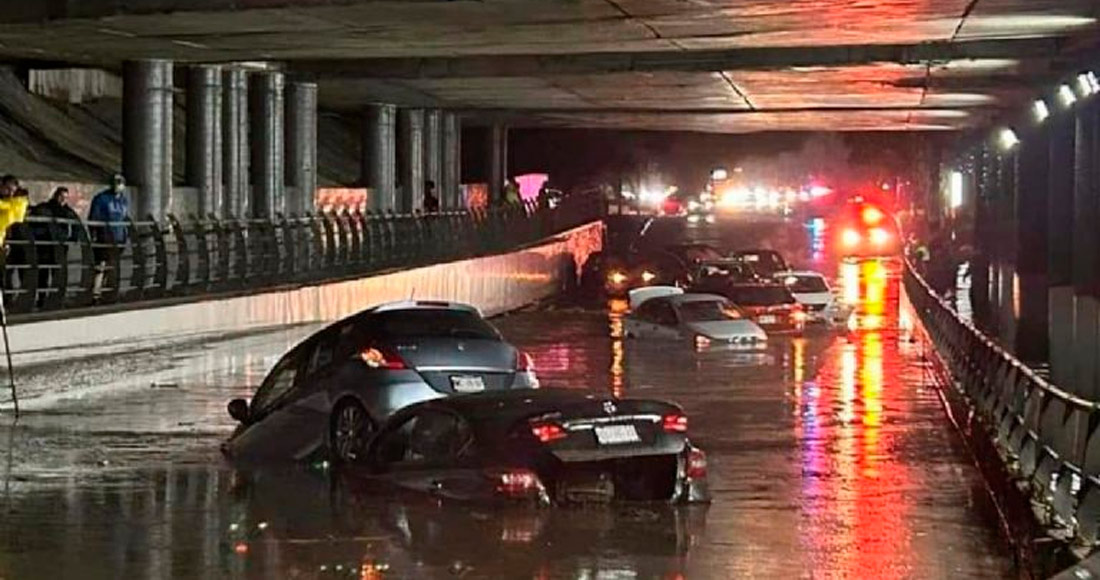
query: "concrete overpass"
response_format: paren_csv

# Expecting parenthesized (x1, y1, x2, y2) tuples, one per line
(0, 0, 1095, 215)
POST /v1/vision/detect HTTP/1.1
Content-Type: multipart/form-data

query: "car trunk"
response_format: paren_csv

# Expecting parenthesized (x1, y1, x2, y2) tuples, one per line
(552, 455, 680, 503)
(391, 337, 519, 394)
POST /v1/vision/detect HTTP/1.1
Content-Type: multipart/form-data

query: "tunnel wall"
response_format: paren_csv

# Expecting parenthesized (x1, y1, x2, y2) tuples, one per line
(6, 221, 603, 368)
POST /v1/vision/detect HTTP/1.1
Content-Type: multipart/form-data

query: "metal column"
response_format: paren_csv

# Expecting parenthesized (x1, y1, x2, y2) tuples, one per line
(362, 104, 397, 212)
(186, 65, 222, 218)
(1014, 125, 1049, 364)
(249, 71, 285, 218)
(285, 81, 318, 216)
(488, 124, 507, 204)
(222, 68, 248, 219)
(122, 59, 173, 219)
(424, 109, 442, 200)
(1073, 98, 1100, 398)
(1049, 111, 1077, 389)
(442, 112, 461, 209)
(398, 108, 424, 214)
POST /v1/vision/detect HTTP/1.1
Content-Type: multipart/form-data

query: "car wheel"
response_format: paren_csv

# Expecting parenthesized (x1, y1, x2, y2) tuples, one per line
(330, 399, 373, 464)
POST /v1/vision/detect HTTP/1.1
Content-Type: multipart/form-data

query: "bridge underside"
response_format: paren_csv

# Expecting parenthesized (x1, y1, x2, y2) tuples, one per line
(0, 0, 1095, 132)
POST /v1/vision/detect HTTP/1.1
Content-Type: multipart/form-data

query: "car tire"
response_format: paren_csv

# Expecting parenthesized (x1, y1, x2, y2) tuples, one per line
(329, 398, 374, 464)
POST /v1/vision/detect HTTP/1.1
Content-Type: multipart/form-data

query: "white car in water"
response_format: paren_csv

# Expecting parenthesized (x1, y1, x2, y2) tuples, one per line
(623, 287, 768, 348)
(774, 271, 844, 323)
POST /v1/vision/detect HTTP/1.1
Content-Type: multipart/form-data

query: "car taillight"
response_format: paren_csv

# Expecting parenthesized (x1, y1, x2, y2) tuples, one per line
(662, 413, 688, 433)
(530, 422, 567, 443)
(861, 206, 884, 226)
(515, 350, 535, 372)
(791, 305, 807, 322)
(686, 447, 707, 479)
(488, 469, 546, 498)
(359, 346, 407, 370)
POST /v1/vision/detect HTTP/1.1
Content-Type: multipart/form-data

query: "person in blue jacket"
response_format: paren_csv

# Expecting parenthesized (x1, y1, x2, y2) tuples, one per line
(87, 174, 131, 297)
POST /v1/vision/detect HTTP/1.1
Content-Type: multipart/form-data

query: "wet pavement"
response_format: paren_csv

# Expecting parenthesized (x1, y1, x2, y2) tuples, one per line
(0, 217, 1015, 579)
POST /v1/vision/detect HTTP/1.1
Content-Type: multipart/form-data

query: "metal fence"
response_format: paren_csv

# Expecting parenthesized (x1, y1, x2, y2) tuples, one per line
(0, 195, 604, 315)
(904, 261, 1100, 547)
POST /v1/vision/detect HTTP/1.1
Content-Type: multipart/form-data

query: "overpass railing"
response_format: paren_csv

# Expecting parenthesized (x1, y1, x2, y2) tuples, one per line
(904, 260, 1100, 548)
(0, 195, 604, 315)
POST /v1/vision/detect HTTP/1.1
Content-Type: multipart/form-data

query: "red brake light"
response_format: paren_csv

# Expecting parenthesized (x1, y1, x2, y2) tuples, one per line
(488, 469, 545, 498)
(516, 350, 534, 372)
(359, 346, 407, 370)
(662, 413, 688, 433)
(531, 422, 567, 443)
(686, 447, 707, 479)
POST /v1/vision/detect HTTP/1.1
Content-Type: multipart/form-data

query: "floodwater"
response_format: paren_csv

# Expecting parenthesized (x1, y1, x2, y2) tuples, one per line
(0, 217, 1014, 579)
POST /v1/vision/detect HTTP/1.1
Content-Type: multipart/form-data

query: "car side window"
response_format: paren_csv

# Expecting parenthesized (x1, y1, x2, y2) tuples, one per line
(653, 302, 678, 326)
(250, 350, 302, 417)
(373, 410, 474, 470)
(304, 324, 355, 377)
(634, 301, 659, 323)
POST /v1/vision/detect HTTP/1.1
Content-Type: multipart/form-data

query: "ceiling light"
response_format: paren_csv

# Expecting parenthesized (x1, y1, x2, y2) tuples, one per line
(1033, 99, 1050, 123)
(1078, 73, 1096, 96)
(1058, 84, 1077, 107)
(998, 128, 1019, 151)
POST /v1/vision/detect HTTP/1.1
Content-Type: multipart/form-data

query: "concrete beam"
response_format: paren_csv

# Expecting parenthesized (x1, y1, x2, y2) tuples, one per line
(290, 38, 1064, 79)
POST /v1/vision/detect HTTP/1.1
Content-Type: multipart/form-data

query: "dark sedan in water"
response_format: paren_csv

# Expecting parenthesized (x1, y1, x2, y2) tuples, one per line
(348, 389, 710, 506)
(223, 301, 539, 463)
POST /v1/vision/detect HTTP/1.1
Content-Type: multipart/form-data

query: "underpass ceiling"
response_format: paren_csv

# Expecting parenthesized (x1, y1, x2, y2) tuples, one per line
(0, 0, 1094, 132)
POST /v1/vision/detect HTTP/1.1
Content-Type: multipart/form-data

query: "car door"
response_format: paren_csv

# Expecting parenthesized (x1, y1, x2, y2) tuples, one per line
(367, 409, 482, 499)
(627, 300, 661, 338)
(651, 301, 684, 340)
(230, 345, 308, 459)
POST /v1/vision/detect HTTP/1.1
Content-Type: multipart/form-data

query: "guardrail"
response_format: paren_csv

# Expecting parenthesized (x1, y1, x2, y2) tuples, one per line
(904, 260, 1100, 548)
(0, 196, 604, 315)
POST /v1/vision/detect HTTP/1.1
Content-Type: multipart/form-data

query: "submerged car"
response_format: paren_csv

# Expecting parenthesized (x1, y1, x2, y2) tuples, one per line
(349, 389, 710, 505)
(706, 282, 805, 334)
(223, 301, 538, 463)
(774, 270, 842, 323)
(728, 249, 789, 277)
(623, 287, 767, 348)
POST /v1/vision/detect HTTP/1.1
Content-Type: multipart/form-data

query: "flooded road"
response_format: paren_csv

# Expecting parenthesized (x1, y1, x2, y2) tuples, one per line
(0, 219, 1014, 578)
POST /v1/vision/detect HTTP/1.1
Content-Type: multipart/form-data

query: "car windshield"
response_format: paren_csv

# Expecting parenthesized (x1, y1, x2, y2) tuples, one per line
(727, 286, 795, 306)
(735, 252, 784, 273)
(373, 310, 500, 340)
(782, 275, 828, 293)
(678, 300, 742, 322)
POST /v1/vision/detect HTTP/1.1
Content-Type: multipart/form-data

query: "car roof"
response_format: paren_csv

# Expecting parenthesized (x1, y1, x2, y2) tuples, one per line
(667, 293, 729, 305)
(774, 270, 826, 278)
(371, 300, 480, 314)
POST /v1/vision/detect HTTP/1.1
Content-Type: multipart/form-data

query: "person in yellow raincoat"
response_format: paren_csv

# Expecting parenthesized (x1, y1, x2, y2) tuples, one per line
(0, 175, 27, 246)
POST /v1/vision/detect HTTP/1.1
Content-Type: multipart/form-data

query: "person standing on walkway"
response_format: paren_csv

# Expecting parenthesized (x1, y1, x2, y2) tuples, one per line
(503, 177, 521, 206)
(30, 187, 80, 307)
(88, 174, 131, 298)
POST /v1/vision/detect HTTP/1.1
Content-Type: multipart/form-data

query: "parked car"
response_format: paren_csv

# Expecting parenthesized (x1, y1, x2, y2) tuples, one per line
(223, 301, 539, 463)
(774, 270, 843, 323)
(623, 287, 767, 349)
(348, 389, 710, 505)
(728, 249, 789, 277)
(705, 281, 805, 334)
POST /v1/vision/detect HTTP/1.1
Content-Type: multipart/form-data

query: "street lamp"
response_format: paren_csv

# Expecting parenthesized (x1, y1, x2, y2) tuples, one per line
(998, 128, 1019, 151)
(1033, 99, 1050, 123)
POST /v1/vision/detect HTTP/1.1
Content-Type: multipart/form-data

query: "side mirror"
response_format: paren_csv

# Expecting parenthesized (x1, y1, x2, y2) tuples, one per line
(228, 399, 250, 423)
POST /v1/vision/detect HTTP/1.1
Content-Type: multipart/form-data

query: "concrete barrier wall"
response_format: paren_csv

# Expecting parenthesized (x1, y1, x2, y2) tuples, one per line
(8, 221, 603, 368)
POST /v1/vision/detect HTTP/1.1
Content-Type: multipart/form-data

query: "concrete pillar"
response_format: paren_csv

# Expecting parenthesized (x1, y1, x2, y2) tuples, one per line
(222, 68, 248, 219)
(1014, 124, 1050, 364)
(249, 71, 285, 218)
(441, 112, 461, 208)
(488, 124, 508, 203)
(442, 112, 462, 208)
(285, 81, 318, 216)
(122, 59, 173, 219)
(424, 109, 442, 200)
(1073, 99, 1099, 399)
(362, 104, 397, 212)
(971, 144, 993, 325)
(398, 108, 424, 214)
(186, 65, 222, 218)
(1049, 112, 1077, 389)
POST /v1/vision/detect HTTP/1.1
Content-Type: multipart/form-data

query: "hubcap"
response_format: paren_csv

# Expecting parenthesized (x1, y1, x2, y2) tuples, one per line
(334, 405, 367, 461)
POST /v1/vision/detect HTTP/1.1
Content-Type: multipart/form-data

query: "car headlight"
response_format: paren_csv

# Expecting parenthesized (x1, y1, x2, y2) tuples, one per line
(869, 227, 890, 245)
(608, 271, 628, 285)
(841, 229, 861, 247)
(694, 335, 712, 350)
(641, 270, 657, 283)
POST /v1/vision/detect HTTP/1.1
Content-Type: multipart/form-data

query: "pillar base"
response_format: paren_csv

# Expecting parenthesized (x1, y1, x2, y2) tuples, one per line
(1073, 294, 1099, 399)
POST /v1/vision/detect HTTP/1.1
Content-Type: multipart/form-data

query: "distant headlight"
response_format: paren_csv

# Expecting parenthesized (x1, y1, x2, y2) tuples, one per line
(641, 270, 658, 283)
(608, 271, 628, 285)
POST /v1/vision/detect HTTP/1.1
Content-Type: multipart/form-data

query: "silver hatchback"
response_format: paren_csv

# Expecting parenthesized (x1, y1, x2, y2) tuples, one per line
(223, 301, 539, 462)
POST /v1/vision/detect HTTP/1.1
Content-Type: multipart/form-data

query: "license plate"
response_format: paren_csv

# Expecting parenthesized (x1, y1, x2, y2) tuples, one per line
(594, 424, 641, 445)
(758, 315, 777, 324)
(450, 375, 485, 393)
